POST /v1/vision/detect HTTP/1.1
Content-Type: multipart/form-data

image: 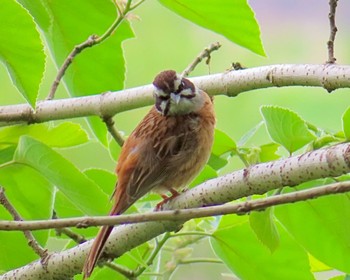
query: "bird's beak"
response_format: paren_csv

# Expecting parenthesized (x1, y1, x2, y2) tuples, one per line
(170, 92, 181, 104)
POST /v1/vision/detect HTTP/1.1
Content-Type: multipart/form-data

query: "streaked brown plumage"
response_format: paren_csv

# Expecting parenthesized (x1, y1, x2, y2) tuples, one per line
(83, 70, 215, 278)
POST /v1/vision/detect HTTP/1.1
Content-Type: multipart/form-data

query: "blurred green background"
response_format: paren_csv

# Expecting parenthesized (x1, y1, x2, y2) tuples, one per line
(1, 1, 350, 278)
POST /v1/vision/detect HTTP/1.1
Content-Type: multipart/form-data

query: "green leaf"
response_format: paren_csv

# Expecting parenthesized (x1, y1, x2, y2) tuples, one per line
(312, 134, 340, 149)
(108, 137, 122, 162)
(0, 122, 89, 148)
(212, 129, 236, 156)
(259, 143, 280, 162)
(158, 0, 265, 56)
(87, 117, 108, 147)
(0, 165, 53, 270)
(308, 254, 331, 272)
(0, 146, 16, 165)
(13, 136, 109, 215)
(261, 106, 316, 153)
(18, 0, 134, 142)
(275, 180, 350, 274)
(0, 165, 54, 221)
(0, 210, 40, 270)
(84, 168, 116, 197)
(249, 208, 279, 252)
(212, 214, 313, 280)
(207, 153, 228, 170)
(0, 0, 45, 106)
(342, 106, 350, 140)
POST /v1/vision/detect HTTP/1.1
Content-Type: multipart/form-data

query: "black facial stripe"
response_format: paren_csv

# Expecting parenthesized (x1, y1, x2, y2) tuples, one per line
(158, 95, 169, 101)
(163, 101, 170, 116)
(181, 93, 196, 99)
(155, 97, 171, 116)
(155, 98, 162, 112)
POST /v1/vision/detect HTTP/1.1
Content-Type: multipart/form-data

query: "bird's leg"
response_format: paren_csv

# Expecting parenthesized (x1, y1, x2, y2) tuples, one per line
(156, 188, 180, 211)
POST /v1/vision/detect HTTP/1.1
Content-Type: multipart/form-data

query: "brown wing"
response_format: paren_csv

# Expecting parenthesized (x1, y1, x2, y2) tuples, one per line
(115, 108, 200, 205)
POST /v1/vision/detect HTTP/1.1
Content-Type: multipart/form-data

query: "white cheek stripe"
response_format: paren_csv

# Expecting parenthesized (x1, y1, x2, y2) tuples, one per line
(160, 101, 167, 112)
(180, 88, 193, 96)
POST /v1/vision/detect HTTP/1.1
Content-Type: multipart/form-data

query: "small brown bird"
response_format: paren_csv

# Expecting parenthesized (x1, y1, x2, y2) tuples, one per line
(83, 70, 215, 278)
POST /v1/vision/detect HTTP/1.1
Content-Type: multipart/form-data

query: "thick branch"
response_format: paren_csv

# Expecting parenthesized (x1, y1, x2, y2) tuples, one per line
(1, 143, 350, 279)
(0, 180, 350, 232)
(1, 64, 350, 126)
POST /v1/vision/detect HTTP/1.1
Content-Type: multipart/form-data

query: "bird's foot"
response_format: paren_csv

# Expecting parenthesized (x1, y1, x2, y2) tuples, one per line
(155, 188, 180, 211)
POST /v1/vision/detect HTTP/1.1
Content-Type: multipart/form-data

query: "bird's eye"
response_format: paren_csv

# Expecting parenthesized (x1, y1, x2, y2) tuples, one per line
(175, 81, 185, 94)
(158, 95, 169, 101)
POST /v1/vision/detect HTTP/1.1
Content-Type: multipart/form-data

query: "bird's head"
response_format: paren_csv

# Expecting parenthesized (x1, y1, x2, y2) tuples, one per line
(153, 70, 204, 116)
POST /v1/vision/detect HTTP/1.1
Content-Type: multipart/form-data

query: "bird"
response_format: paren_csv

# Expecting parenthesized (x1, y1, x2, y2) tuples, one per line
(82, 70, 216, 278)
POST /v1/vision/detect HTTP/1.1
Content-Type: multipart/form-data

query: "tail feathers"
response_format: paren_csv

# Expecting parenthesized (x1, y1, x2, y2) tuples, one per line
(83, 225, 114, 278)
(83, 192, 129, 279)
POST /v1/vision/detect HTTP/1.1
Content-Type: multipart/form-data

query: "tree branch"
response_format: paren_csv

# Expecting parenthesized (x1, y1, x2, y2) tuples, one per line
(1, 143, 350, 279)
(103, 116, 125, 146)
(55, 228, 87, 244)
(327, 0, 338, 63)
(181, 42, 221, 77)
(1, 178, 350, 232)
(1, 64, 350, 126)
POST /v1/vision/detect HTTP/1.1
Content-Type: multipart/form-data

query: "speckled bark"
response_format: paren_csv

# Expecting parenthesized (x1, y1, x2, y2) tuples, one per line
(2, 143, 350, 279)
(1, 64, 350, 126)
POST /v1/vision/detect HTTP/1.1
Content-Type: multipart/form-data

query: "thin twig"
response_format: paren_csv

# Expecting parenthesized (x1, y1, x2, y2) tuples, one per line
(132, 232, 171, 277)
(327, 0, 338, 63)
(181, 42, 221, 77)
(1, 181, 350, 231)
(103, 233, 169, 279)
(46, 0, 135, 100)
(0, 187, 47, 258)
(103, 116, 125, 146)
(104, 262, 135, 278)
(80, 232, 170, 279)
(56, 227, 87, 244)
(179, 258, 223, 265)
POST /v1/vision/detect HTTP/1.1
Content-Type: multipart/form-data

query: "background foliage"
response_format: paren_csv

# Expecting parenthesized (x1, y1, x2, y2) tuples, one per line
(0, 0, 350, 279)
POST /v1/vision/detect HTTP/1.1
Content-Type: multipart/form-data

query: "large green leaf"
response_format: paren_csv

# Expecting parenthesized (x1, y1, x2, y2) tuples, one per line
(0, 0, 45, 106)
(211, 214, 313, 280)
(212, 129, 237, 156)
(18, 0, 134, 144)
(84, 168, 116, 197)
(275, 180, 350, 274)
(0, 165, 53, 270)
(158, 0, 265, 56)
(249, 208, 279, 252)
(0, 123, 89, 166)
(261, 106, 315, 153)
(13, 136, 109, 215)
(0, 122, 89, 148)
(0, 210, 40, 270)
(342, 106, 350, 140)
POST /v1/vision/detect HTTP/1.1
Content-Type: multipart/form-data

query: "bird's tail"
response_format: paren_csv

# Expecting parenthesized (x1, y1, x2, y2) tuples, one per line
(83, 189, 128, 278)
(83, 224, 114, 278)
